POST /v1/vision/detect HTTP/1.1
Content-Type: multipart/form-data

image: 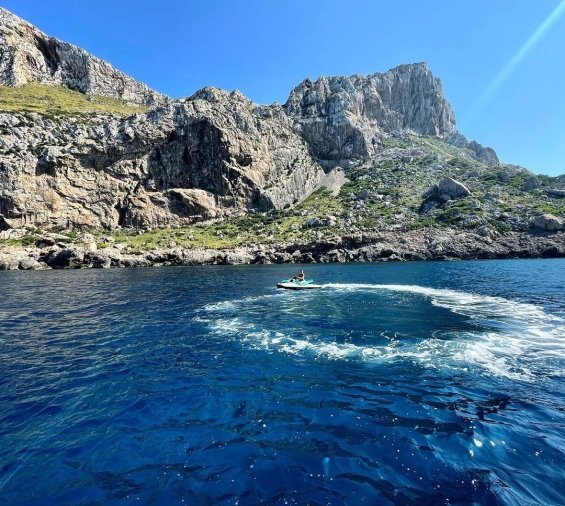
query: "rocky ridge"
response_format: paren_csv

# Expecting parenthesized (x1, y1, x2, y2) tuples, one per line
(0, 7, 563, 269)
(0, 59, 489, 234)
(0, 7, 165, 106)
(285, 63, 457, 168)
(0, 88, 342, 230)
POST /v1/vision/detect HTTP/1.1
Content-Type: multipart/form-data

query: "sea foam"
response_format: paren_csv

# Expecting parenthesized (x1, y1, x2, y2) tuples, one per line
(198, 284, 564, 381)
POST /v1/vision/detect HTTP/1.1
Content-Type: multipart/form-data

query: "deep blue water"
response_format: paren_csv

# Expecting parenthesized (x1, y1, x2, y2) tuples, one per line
(0, 259, 564, 505)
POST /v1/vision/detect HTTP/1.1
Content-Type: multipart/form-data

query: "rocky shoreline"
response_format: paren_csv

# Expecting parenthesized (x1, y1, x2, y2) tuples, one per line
(1, 229, 563, 270)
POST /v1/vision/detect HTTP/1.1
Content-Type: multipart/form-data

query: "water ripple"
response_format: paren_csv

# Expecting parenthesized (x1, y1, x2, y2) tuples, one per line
(0, 261, 564, 504)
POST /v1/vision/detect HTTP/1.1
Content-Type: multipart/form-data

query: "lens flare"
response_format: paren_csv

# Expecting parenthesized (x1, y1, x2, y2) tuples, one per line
(463, 0, 565, 127)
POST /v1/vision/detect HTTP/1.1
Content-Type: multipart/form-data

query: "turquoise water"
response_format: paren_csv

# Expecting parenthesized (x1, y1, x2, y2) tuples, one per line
(0, 259, 564, 505)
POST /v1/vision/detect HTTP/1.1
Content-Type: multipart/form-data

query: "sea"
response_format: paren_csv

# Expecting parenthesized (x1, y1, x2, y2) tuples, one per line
(0, 259, 564, 505)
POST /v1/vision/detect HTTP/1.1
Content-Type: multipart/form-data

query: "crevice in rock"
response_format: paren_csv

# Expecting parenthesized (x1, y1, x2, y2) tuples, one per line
(34, 35, 59, 76)
(0, 214, 11, 231)
(35, 155, 57, 176)
(114, 202, 127, 227)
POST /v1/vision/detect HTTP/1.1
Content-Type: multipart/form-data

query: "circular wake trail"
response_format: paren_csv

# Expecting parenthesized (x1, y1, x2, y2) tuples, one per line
(197, 284, 565, 382)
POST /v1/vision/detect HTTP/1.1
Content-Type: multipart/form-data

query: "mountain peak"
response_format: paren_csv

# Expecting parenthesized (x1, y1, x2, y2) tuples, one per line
(0, 7, 166, 106)
(284, 63, 457, 167)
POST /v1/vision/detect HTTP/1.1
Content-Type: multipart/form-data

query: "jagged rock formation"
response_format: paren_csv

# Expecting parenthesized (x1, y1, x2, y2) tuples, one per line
(0, 8, 514, 235)
(284, 63, 457, 168)
(0, 88, 339, 229)
(445, 132, 499, 167)
(0, 8, 165, 106)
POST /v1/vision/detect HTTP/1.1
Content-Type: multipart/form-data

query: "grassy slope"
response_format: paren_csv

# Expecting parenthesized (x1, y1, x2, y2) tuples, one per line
(0, 84, 146, 117)
(99, 189, 345, 252)
(343, 136, 564, 230)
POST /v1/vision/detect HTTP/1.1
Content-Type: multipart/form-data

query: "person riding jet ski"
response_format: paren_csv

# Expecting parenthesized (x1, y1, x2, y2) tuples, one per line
(290, 269, 305, 283)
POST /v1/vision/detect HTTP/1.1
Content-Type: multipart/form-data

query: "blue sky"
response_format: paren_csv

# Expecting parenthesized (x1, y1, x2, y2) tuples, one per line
(2, 0, 564, 176)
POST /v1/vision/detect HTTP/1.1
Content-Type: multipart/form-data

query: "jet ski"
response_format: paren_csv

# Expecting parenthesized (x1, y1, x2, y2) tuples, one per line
(276, 278, 322, 290)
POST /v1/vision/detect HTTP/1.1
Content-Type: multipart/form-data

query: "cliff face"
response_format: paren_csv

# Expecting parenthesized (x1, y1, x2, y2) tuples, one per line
(285, 63, 457, 167)
(0, 88, 333, 230)
(0, 8, 503, 233)
(0, 8, 165, 106)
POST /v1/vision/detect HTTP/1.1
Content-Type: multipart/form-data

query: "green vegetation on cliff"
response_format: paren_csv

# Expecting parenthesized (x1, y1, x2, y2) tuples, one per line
(0, 84, 147, 117)
(2, 134, 563, 253)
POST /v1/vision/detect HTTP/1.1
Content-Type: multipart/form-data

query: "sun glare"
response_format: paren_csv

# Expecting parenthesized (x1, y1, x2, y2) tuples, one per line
(463, 0, 565, 127)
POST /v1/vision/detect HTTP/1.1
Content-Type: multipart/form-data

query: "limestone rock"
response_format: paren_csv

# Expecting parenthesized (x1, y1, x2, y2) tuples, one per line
(85, 247, 123, 268)
(546, 189, 565, 198)
(319, 167, 348, 196)
(224, 250, 253, 265)
(34, 233, 71, 247)
(181, 249, 222, 265)
(522, 176, 541, 191)
(302, 216, 336, 228)
(446, 132, 499, 167)
(285, 63, 457, 167)
(475, 225, 499, 239)
(0, 252, 20, 269)
(18, 256, 44, 270)
(0, 228, 26, 239)
(88, 252, 112, 269)
(531, 213, 563, 232)
(0, 7, 166, 106)
(0, 93, 328, 229)
(422, 177, 471, 203)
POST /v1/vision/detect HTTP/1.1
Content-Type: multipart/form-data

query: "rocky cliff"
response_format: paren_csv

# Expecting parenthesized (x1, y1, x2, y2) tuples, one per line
(0, 66, 485, 233)
(0, 5, 529, 241)
(0, 87, 339, 230)
(0, 7, 165, 106)
(285, 63, 457, 168)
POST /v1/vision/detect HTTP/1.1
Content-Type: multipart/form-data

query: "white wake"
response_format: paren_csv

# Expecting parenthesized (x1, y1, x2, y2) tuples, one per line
(196, 284, 565, 381)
